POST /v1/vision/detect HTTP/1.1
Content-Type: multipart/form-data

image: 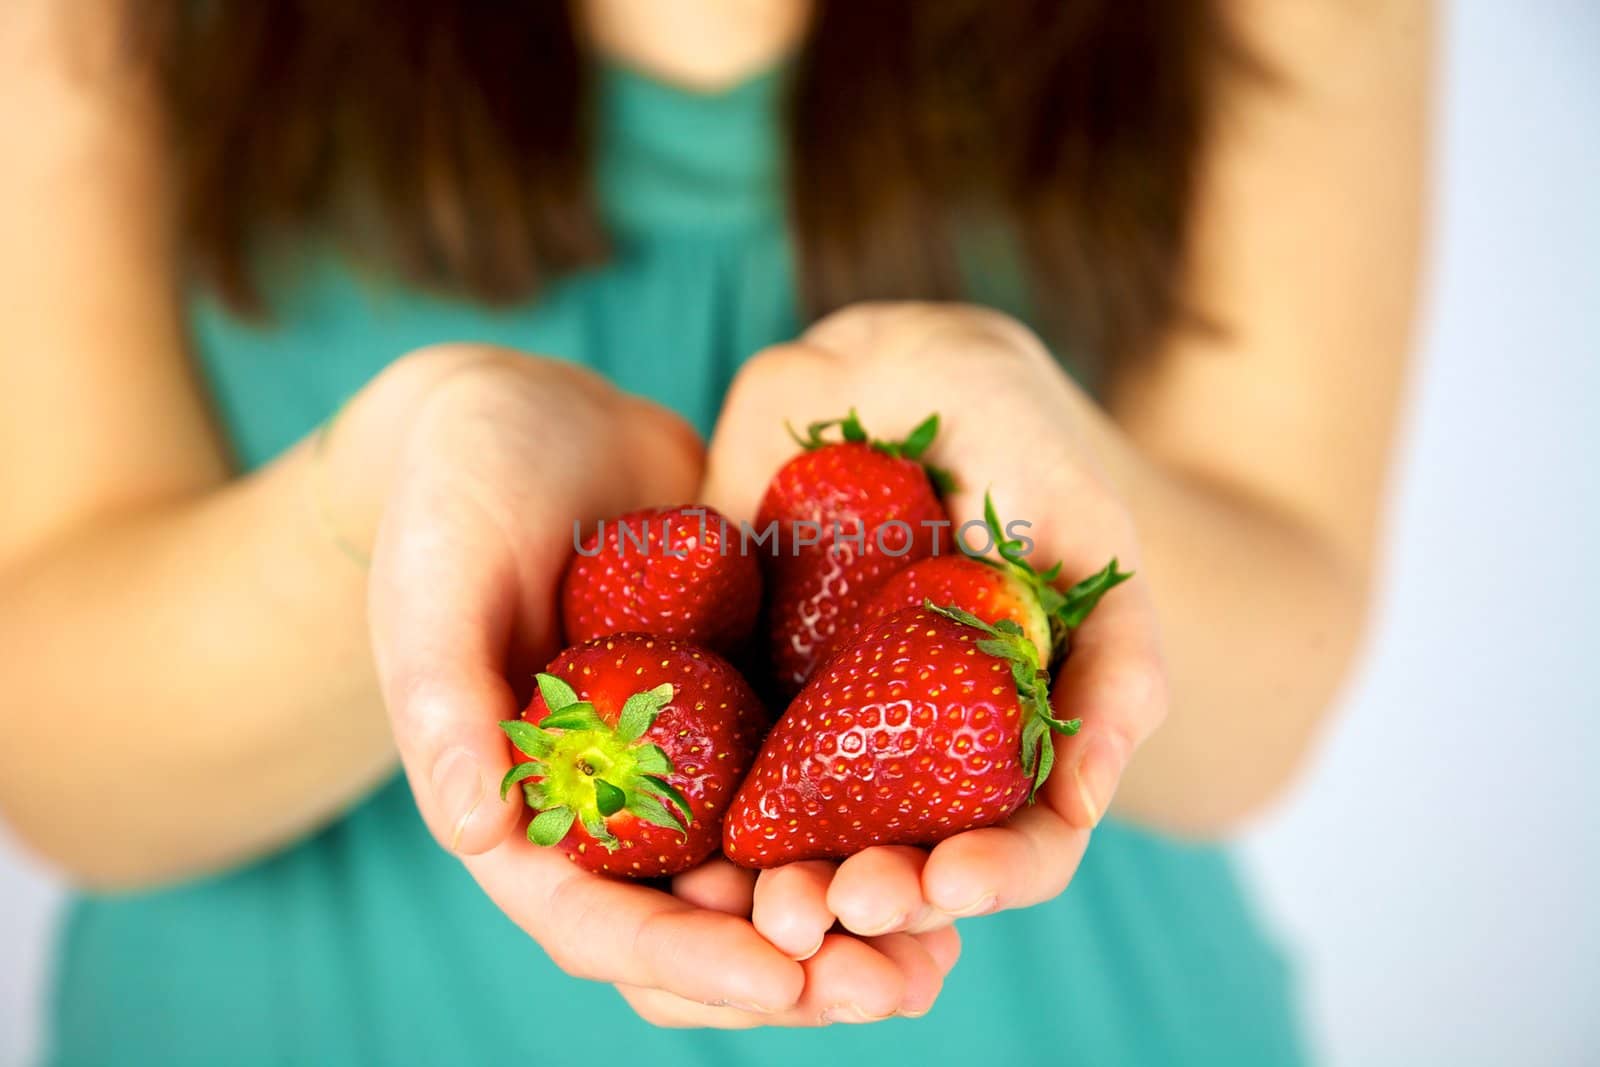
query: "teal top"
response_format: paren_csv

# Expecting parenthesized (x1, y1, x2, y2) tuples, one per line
(45, 66, 1304, 1067)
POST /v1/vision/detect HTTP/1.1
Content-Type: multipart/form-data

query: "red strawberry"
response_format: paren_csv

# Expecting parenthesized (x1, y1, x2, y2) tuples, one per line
(850, 494, 1132, 663)
(723, 603, 1084, 868)
(562, 505, 762, 656)
(501, 633, 766, 878)
(758, 410, 952, 695)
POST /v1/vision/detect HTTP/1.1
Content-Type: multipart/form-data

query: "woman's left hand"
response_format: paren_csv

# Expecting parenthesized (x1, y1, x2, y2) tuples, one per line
(697, 302, 1170, 950)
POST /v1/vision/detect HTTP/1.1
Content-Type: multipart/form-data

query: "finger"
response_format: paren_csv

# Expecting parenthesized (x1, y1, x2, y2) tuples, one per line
(803, 933, 913, 1023)
(864, 932, 945, 1018)
(752, 861, 837, 960)
(800, 301, 916, 356)
(920, 804, 1090, 923)
(368, 481, 524, 855)
(1044, 573, 1168, 829)
(672, 856, 758, 917)
(701, 343, 839, 524)
(615, 984, 774, 1029)
(826, 846, 929, 936)
(911, 924, 963, 973)
(616, 932, 919, 1028)
(465, 839, 804, 1012)
(612, 394, 708, 508)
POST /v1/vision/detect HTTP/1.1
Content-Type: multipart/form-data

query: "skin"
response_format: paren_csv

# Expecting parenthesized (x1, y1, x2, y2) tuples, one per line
(0, 0, 1429, 1034)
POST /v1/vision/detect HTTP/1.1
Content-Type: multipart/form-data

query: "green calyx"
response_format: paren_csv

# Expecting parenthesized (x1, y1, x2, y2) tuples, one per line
(497, 674, 693, 852)
(926, 601, 1082, 802)
(786, 409, 958, 496)
(973, 491, 1133, 660)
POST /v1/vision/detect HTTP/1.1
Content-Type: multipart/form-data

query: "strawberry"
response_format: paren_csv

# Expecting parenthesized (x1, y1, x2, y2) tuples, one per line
(562, 505, 761, 657)
(723, 603, 1085, 868)
(500, 633, 766, 878)
(851, 493, 1132, 663)
(758, 410, 952, 696)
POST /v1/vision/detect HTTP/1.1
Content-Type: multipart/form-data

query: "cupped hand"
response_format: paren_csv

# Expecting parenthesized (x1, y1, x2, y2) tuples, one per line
(359, 344, 956, 1026)
(701, 302, 1170, 949)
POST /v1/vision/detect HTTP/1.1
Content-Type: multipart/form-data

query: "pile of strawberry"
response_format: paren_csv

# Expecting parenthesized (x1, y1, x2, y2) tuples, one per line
(500, 411, 1130, 878)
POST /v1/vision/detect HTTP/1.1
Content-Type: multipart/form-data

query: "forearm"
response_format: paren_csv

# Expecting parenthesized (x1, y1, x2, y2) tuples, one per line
(1090, 428, 1370, 835)
(0, 435, 396, 887)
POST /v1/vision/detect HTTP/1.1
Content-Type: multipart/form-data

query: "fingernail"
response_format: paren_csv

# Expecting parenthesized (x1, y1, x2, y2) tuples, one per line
(792, 934, 825, 962)
(727, 1000, 779, 1015)
(854, 910, 906, 936)
(900, 1007, 930, 1019)
(1072, 736, 1123, 829)
(820, 1003, 891, 1025)
(432, 749, 484, 852)
(949, 894, 997, 919)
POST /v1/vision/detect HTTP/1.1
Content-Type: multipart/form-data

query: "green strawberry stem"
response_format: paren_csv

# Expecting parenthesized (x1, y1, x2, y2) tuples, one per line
(785, 408, 958, 495)
(925, 601, 1082, 801)
(975, 491, 1133, 658)
(497, 675, 692, 852)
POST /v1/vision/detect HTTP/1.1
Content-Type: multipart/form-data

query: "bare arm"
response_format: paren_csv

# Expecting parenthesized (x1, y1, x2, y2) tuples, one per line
(1100, 0, 1432, 829)
(701, 3, 1431, 846)
(0, 6, 682, 889)
(0, 2, 420, 885)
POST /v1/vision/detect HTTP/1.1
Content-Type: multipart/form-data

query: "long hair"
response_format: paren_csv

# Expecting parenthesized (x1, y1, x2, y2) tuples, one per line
(132, 1, 1245, 367)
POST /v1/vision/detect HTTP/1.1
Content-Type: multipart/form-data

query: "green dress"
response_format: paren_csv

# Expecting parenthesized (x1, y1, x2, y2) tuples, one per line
(45, 65, 1305, 1067)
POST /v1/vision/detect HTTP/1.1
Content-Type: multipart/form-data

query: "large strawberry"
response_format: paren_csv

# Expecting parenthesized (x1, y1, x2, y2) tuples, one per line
(501, 633, 766, 878)
(562, 505, 761, 657)
(723, 603, 1084, 868)
(850, 494, 1131, 663)
(758, 410, 952, 696)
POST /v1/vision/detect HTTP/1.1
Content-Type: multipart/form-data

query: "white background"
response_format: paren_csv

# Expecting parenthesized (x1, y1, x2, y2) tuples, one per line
(1, 2, 1596, 1064)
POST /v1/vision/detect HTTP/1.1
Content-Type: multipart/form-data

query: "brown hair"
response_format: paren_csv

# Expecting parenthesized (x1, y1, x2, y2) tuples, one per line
(134, 1, 1242, 368)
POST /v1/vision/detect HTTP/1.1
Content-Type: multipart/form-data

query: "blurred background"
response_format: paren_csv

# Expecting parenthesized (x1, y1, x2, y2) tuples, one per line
(1, 3, 1595, 1064)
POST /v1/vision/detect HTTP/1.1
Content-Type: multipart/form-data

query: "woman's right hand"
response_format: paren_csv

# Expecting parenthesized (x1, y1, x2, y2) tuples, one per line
(353, 345, 958, 1026)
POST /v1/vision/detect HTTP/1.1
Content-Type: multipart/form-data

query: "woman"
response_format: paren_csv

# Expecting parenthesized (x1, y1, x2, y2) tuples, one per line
(0, 0, 1428, 1063)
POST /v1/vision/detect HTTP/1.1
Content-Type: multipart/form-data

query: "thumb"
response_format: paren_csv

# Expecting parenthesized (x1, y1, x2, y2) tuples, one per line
(368, 474, 526, 855)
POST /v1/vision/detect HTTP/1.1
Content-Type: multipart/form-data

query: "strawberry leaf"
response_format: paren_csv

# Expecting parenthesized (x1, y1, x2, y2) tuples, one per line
(499, 760, 545, 801)
(642, 774, 693, 824)
(538, 702, 605, 732)
(975, 637, 1014, 659)
(628, 792, 688, 838)
(527, 806, 575, 847)
(593, 777, 626, 817)
(787, 410, 952, 492)
(964, 493, 1133, 659)
(1057, 560, 1135, 629)
(633, 744, 674, 776)
(1009, 659, 1035, 692)
(930, 597, 1079, 802)
(499, 720, 553, 758)
(929, 602, 992, 632)
(1031, 727, 1056, 801)
(925, 464, 960, 497)
(580, 810, 619, 851)
(535, 673, 581, 713)
(616, 683, 674, 744)
(1020, 716, 1045, 778)
(900, 414, 940, 460)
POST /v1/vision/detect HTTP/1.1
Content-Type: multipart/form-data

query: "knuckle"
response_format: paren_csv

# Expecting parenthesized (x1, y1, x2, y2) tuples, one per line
(802, 301, 891, 343)
(1101, 655, 1169, 742)
(630, 908, 688, 989)
(540, 878, 608, 981)
(383, 672, 454, 758)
